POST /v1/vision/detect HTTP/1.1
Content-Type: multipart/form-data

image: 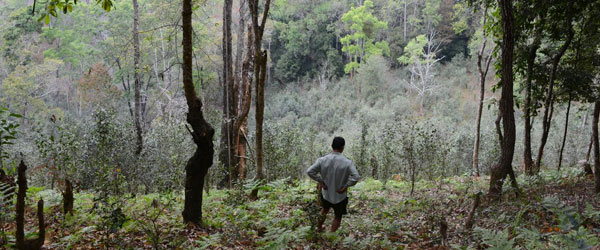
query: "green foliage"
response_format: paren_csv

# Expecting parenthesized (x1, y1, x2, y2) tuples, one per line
(271, 0, 344, 83)
(0, 182, 15, 245)
(0, 107, 20, 168)
(451, 2, 470, 34)
(41, 27, 98, 67)
(37, 0, 113, 25)
(0, 7, 43, 71)
(261, 119, 321, 181)
(398, 35, 428, 65)
(259, 226, 311, 249)
(133, 196, 186, 250)
(1, 59, 65, 122)
(354, 55, 393, 105)
(34, 115, 79, 188)
(340, 0, 389, 74)
(474, 227, 518, 250)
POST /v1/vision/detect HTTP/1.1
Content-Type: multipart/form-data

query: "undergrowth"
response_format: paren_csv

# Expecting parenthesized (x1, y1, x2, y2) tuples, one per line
(1, 168, 599, 249)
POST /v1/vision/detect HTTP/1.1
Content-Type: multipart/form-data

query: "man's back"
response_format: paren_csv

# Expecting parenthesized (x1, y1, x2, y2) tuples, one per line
(307, 152, 360, 204)
(307, 137, 359, 232)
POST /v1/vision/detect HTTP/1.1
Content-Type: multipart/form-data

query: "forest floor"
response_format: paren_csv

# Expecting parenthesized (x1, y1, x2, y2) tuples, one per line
(2, 168, 600, 249)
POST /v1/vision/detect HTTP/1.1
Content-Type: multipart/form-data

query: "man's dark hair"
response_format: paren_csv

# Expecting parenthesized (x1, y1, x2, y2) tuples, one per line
(332, 137, 345, 150)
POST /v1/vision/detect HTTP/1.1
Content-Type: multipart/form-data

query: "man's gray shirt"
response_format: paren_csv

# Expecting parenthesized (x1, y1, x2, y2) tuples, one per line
(306, 152, 360, 204)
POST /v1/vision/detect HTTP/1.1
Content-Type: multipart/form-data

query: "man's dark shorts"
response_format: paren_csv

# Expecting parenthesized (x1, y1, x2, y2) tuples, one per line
(321, 196, 348, 219)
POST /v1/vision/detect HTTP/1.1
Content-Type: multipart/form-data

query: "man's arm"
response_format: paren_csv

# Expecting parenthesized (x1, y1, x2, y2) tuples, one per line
(306, 158, 323, 183)
(307, 158, 328, 190)
(337, 161, 361, 193)
(346, 162, 360, 187)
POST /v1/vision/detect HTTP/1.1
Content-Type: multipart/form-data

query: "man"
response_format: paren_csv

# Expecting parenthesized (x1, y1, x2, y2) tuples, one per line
(307, 136, 360, 232)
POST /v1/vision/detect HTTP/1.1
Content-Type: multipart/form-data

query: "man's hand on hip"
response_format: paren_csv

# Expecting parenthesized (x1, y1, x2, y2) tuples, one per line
(320, 182, 328, 190)
(336, 186, 347, 193)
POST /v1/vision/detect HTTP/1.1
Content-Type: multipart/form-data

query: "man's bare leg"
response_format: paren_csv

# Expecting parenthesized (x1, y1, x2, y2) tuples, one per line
(317, 208, 330, 232)
(331, 216, 341, 232)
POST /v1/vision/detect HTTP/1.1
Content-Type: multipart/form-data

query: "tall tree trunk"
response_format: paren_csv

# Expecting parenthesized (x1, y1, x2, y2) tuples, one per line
(133, 0, 143, 156)
(233, 2, 250, 182)
(181, 0, 215, 225)
(557, 97, 571, 171)
(219, 0, 237, 188)
(593, 101, 600, 193)
(523, 17, 544, 175)
(535, 16, 574, 172)
(488, 0, 518, 200)
(235, 24, 253, 181)
(254, 49, 267, 182)
(472, 8, 492, 177)
(403, 0, 407, 41)
(249, 0, 271, 199)
(234, 1, 246, 84)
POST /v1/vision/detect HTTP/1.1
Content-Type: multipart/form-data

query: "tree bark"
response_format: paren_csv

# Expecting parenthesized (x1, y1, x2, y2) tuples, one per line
(254, 49, 267, 182)
(593, 101, 600, 193)
(16, 161, 45, 250)
(235, 24, 253, 181)
(63, 179, 73, 215)
(535, 17, 574, 172)
(472, 8, 492, 178)
(587, 134, 593, 162)
(234, 1, 246, 85)
(133, 0, 143, 156)
(219, 0, 236, 188)
(181, 0, 215, 225)
(15, 161, 26, 248)
(248, 0, 271, 199)
(488, 0, 518, 200)
(403, 0, 407, 41)
(557, 97, 571, 171)
(523, 17, 544, 176)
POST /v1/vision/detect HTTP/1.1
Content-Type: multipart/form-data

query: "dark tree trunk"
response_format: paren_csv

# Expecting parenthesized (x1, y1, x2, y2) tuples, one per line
(16, 161, 45, 250)
(218, 0, 237, 189)
(535, 17, 574, 172)
(181, 0, 215, 225)
(557, 97, 571, 171)
(252, 49, 267, 198)
(583, 133, 594, 175)
(133, 0, 143, 156)
(248, 0, 271, 199)
(15, 161, 26, 248)
(63, 179, 74, 215)
(523, 17, 544, 175)
(488, 0, 518, 200)
(587, 134, 593, 162)
(593, 101, 600, 193)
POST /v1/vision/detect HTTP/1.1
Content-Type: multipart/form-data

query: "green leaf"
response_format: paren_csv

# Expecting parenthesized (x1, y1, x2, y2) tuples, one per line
(9, 113, 22, 118)
(44, 14, 50, 24)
